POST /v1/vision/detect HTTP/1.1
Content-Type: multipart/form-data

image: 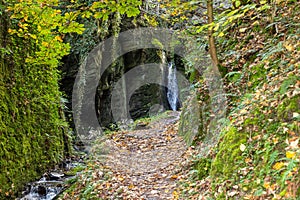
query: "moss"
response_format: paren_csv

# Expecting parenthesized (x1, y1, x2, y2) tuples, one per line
(210, 126, 247, 181)
(194, 158, 211, 180)
(178, 92, 203, 145)
(64, 164, 86, 176)
(248, 63, 268, 90)
(216, 193, 226, 200)
(279, 75, 298, 94)
(189, 68, 200, 83)
(0, 15, 70, 199)
(277, 96, 299, 121)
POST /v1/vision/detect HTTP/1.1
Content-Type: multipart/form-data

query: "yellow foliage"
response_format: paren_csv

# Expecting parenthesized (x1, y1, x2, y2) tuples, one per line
(42, 41, 49, 47)
(263, 182, 270, 189)
(272, 162, 284, 170)
(286, 151, 296, 159)
(172, 190, 179, 200)
(55, 36, 63, 42)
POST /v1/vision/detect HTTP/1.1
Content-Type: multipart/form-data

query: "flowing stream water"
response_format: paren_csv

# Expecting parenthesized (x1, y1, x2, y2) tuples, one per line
(20, 177, 64, 200)
(167, 62, 179, 111)
(19, 162, 82, 200)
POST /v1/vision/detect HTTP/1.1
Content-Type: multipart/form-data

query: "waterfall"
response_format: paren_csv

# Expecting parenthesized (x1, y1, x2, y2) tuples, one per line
(167, 62, 179, 111)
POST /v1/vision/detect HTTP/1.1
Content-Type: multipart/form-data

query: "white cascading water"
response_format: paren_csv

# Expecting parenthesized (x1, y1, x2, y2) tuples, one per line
(167, 62, 179, 111)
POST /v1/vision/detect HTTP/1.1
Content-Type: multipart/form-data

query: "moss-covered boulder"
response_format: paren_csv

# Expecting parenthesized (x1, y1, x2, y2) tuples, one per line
(210, 126, 247, 181)
(178, 91, 203, 146)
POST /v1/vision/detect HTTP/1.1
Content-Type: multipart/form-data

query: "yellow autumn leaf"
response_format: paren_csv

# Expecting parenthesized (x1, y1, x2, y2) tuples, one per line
(284, 43, 294, 52)
(293, 167, 298, 172)
(55, 36, 63, 42)
(213, 23, 220, 31)
(239, 27, 247, 33)
(286, 151, 296, 159)
(218, 32, 225, 37)
(42, 41, 48, 47)
(273, 162, 284, 170)
(30, 34, 37, 39)
(263, 182, 270, 189)
(252, 21, 259, 26)
(272, 137, 279, 144)
(172, 190, 179, 200)
(8, 28, 14, 34)
(171, 175, 178, 180)
(260, 0, 267, 4)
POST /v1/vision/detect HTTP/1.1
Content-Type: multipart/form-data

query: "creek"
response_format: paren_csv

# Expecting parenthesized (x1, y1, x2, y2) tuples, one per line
(18, 161, 83, 200)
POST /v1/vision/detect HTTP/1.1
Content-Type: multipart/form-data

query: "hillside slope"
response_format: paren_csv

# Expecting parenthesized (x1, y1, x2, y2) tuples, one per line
(178, 1, 299, 199)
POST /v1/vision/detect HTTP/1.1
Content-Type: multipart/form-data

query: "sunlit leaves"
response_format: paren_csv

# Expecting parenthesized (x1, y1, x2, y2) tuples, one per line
(143, 14, 158, 27)
(91, 0, 141, 19)
(7, 0, 85, 66)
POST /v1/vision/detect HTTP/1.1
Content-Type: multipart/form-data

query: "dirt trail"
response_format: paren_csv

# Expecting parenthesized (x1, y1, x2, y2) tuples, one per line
(65, 111, 189, 199)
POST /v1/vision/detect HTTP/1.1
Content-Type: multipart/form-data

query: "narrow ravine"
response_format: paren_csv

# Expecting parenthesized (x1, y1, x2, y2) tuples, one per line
(60, 111, 190, 199)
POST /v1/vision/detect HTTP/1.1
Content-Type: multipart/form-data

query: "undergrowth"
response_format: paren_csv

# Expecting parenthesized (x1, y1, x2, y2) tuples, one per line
(179, 1, 299, 199)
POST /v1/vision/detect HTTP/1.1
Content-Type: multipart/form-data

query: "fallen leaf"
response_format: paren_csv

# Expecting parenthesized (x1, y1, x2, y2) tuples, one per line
(286, 151, 296, 159)
(263, 182, 270, 189)
(228, 190, 238, 196)
(239, 27, 247, 32)
(292, 112, 299, 118)
(273, 162, 285, 170)
(240, 143, 246, 152)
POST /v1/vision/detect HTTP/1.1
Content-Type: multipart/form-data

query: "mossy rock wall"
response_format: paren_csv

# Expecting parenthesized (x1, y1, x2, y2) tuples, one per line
(0, 64, 69, 199)
(0, 6, 69, 198)
(178, 91, 205, 146)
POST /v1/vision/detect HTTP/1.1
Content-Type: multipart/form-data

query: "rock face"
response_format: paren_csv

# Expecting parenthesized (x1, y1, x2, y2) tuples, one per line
(96, 48, 170, 127)
(60, 17, 187, 129)
(178, 91, 203, 146)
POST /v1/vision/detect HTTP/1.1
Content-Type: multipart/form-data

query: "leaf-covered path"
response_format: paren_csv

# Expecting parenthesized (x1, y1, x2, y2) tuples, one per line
(61, 111, 191, 199)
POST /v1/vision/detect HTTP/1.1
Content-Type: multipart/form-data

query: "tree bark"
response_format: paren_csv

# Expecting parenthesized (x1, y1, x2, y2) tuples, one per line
(207, 0, 219, 68)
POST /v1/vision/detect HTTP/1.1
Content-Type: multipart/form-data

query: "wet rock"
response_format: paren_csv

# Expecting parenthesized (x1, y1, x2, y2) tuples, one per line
(36, 185, 47, 196)
(49, 172, 64, 180)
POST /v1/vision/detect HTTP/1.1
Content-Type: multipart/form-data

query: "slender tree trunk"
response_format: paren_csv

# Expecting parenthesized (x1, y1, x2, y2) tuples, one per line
(207, 0, 219, 68)
(0, 0, 10, 79)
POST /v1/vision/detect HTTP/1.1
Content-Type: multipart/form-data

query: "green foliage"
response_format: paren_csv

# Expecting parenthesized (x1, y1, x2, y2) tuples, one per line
(0, 0, 87, 197)
(279, 75, 298, 95)
(90, 0, 142, 20)
(65, 164, 86, 176)
(0, 0, 143, 196)
(210, 66, 299, 198)
(194, 158, 211, 180)
(6, 0, 84, 67)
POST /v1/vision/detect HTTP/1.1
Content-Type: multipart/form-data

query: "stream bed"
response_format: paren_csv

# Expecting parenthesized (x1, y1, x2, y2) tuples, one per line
(18, 160, 84, 200)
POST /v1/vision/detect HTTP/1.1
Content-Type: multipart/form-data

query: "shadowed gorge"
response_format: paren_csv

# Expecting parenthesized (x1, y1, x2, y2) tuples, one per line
(0, 0, 299, 199)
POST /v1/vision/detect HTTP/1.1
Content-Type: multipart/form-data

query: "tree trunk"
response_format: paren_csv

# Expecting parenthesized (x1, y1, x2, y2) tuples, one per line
(207, 0, 219, 68)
